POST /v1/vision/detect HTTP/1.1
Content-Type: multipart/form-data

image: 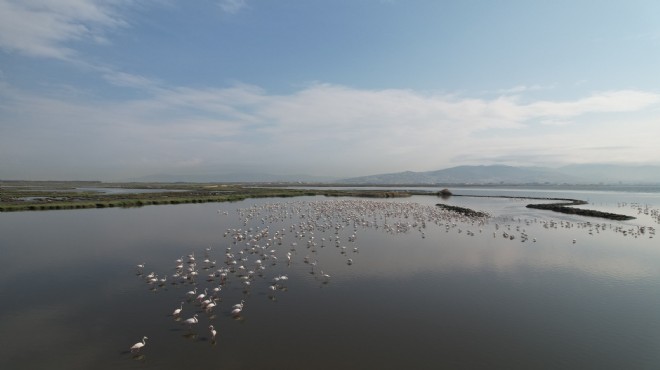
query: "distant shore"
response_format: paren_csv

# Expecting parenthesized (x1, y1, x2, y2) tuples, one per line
(0, 181, 639, 220)
(0, 181, 412, 212)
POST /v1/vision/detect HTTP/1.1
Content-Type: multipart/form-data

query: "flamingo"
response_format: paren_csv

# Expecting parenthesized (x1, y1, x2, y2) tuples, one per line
(205, 298, 218, 312)
(201, 296, 211, 307)
(196, 288, 208, 302)
(173, 302, 183, 316)
(130, 336, 148, 352)
(231, 300, 244, 316)
(209, 325, 217, 340)
(232, 300, 245, 310)
(185, 287, 197, 298)
(183, 314, 199, 328)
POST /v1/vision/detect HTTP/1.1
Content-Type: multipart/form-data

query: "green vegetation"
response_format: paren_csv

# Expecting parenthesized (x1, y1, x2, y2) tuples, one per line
(0, 181, 412, 212)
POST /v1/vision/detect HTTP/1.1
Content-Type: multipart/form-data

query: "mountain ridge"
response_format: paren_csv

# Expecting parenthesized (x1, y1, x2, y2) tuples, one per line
(125, 172, 338, 183)
(338, 164, 660, 185)
(122, 164, 660, 184)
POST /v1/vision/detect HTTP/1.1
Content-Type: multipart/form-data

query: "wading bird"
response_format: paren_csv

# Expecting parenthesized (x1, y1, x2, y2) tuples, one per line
(173, 302, 183, 316)
(231, 300, 244, 316)
(185, 287, 197, 298)
(183, 314, 199, 328)
(130, 336, 148, 353)
(196, 288, 208, 302)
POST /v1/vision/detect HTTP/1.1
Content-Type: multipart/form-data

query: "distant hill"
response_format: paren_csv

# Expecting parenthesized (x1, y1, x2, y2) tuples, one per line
(126, 172, 338, 183)
(338, 164, 660, 185)
(125, 164, 660, 184)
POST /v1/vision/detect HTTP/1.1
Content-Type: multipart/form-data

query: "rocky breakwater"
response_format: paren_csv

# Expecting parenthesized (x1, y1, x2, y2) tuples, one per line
(526, 199, 636, 221)
(435, 203, 490, 218)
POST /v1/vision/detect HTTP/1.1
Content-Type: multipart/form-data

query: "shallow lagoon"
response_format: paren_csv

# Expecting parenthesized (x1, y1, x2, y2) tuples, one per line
(1, 189, 659, 369)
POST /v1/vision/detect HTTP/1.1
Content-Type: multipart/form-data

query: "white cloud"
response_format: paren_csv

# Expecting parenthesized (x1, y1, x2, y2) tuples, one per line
(218, 0, 247, 14)
(101, 70, 161, 90)
(523, 90, 660, 119)
(2, 79, 660, 180)
(540, 119, 573, 126)
(495, 84, 555, 94)
(0, 0, 126, 59)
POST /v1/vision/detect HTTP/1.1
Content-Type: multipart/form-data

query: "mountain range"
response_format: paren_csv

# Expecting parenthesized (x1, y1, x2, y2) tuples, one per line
(337, 164, 660, 185)
(126, 172, 338, 183)
(126, 164, 660, 184)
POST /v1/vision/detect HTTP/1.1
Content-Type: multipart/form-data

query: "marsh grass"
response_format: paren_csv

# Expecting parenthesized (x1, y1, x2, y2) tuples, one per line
(0, 181, 413, 212)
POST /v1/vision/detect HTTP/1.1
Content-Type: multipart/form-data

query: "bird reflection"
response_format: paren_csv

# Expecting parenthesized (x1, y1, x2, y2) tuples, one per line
(131, 353, 146, 361)
(182, 332, 198, 340)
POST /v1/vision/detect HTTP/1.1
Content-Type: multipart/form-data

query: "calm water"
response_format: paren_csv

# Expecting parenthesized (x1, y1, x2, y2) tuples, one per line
(24, 186, 185, 194)
(1, 188, 659, 369)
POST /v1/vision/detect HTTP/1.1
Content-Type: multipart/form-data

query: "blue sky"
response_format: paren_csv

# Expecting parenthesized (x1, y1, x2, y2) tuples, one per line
(1, 0, 660, 181)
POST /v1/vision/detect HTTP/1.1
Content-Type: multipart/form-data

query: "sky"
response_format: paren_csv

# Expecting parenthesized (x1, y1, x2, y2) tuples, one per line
(1, 0, 660, 181)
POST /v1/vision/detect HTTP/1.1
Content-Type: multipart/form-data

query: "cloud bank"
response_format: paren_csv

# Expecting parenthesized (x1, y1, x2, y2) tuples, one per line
(2, 78, 659, 180)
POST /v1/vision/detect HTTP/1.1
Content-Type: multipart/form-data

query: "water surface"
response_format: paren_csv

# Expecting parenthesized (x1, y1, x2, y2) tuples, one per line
(1, 189, 659, 369)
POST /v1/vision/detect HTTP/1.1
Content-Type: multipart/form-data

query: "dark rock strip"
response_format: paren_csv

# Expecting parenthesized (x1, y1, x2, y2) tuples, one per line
(435, 203, 490, 218)
(525, 202, 636, 220)
(441, 193, 635, 221)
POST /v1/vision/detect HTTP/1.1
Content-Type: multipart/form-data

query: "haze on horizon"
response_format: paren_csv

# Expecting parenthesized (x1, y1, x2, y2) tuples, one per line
(1, 0, 660, 181)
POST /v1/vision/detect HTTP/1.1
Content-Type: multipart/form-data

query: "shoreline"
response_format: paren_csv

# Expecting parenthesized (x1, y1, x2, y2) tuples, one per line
(0, 182, 638, 220)
(0, 184, 411, 212)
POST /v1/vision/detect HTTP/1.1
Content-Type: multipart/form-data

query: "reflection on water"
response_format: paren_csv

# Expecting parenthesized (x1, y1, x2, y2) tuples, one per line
(20, 186, 185, 194)
(74, 187, 186, 194)
(1, 190, 659, 369)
